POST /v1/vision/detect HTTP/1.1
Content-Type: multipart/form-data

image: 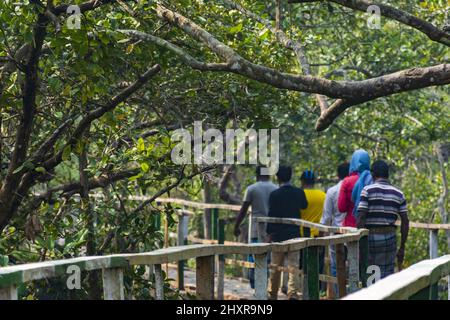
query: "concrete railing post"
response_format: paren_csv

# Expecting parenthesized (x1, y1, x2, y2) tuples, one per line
(254, 253, 268, 300)
(196, 256, 215, 299)
(429, 229, 438, 259)
(0, 285, 18, 300)
(154, 264, 164, 300)
(217, 219, 226, 300)
(102, 268, 125, 300)
(347, 241, 360, 293)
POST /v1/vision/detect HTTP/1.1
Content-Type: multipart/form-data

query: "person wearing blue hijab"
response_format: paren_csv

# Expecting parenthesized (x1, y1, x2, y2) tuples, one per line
(350, 149, 372, 219)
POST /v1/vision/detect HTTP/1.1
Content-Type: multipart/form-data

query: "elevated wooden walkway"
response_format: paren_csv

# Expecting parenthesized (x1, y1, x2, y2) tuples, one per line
(0, 198, 449, 300)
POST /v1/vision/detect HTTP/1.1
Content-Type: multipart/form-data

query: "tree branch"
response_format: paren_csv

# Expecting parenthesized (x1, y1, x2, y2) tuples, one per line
(220, 0, 330, 112)
(289, 0, 450, 47)
(131, 165, 217, 214)
(35, 168, 141, 201)
(43, 64, 161, 171)
(118, 30, 229, 71)
(154, 3, 450, 131)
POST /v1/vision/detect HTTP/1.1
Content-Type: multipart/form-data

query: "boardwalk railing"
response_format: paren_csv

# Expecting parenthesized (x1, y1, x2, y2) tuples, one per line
(343, 254, 450, 300)
(2, 197, 450, 300)
(0, 217, 368, 300)
(154, 197, 450, 258)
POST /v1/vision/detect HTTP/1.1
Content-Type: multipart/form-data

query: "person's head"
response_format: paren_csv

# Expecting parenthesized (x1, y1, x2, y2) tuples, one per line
(371, 160, 389, 180)
(337, 162, 350, 180)
(300, 170, 315, 187)
(276, 166, 292, 184)
(256, 165, 270, 181)
(349, 149, 371, 174)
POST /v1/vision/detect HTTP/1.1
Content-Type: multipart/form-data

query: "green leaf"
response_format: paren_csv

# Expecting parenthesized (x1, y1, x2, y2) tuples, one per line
(141, 162, 149, 173)
(34, 166, 46, 173)
(62, 145, 72, 161)
(229, 22, 243, 34)
(137, 137, 145, 152)
(258, 28, 269, 40)
(0, 255, 8, 267)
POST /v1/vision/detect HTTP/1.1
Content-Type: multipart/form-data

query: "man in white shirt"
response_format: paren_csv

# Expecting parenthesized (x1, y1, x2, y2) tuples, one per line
(234, 166, 278, 289)
(320, 162, 349, 296)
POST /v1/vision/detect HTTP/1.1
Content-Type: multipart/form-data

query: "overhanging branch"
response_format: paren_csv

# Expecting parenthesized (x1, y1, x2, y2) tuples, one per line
(153, 3, 450, 131)
(289, 0, 450, 47)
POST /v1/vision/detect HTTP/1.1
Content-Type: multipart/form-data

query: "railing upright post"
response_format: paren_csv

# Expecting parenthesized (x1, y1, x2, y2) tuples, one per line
(359, 235, 369, 288)
(102, 268, 125, 300)
(217, 219, 225, 300)
(429, 229, 438, 259)
(254, 253, 268, 300)
(177, 212, 188, 291)
(307, 246, 319, 300)
(409, 284, 438, 300)
(212, 208, 219, 240)
(155, 210, 161, 230)
(336, 243, 347, 298)
(154, 264, 164, 300)
(448, 275, 450, 301)
(347, 241, 359, 293)
(302, 248, 309, 299)
(196, 255, 215, 299)
(0, 285, 18, 300)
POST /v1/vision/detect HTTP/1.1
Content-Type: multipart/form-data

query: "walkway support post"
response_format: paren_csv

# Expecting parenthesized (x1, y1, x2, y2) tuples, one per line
(177, 212, 188, 290)
(217, 219, 225, 300)
(429, 229, 438, 259)
(302, 248, 309, 299)
(212, 208, 219, 240)
(409, 284, 438, 300)
(307, 246, 319, 300)
(301, 226, 311, 299)
(102, 268, 125, 300)
(336, 243, 347, 298)
(154, 264, 164, 300)
(359, 235, 369, 288)
(196, 255, 215, 299)
(448, 275, 450, 301)
(0, 285, 18, 300)
(347, 241, 359, 293)
(254, 253, 268, 300)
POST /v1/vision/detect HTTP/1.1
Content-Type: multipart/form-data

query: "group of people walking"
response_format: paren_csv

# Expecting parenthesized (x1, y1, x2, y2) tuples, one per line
(234, 149, 410, 300)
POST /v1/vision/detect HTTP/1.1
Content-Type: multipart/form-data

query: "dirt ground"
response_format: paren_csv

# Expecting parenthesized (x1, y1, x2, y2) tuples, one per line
(167, 266, 290, 300)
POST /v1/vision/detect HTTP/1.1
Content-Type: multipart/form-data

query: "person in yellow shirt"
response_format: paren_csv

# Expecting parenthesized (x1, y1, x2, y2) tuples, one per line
(300, 170, 326, 237)
(300, 170, 327, 285)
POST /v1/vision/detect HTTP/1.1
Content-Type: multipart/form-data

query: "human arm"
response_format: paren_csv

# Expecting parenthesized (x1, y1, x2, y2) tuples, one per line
(320, 188, 334, 226)
(397, 198, 409, 270)
(356, 188, 369, 228)
(266, 192, 276, 241)
(234, 201, 250, 237)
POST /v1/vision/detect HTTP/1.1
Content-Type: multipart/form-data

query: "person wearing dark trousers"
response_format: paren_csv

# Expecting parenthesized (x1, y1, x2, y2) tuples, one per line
(266, 166, 308, 300)
(234, 165, 278, 289)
